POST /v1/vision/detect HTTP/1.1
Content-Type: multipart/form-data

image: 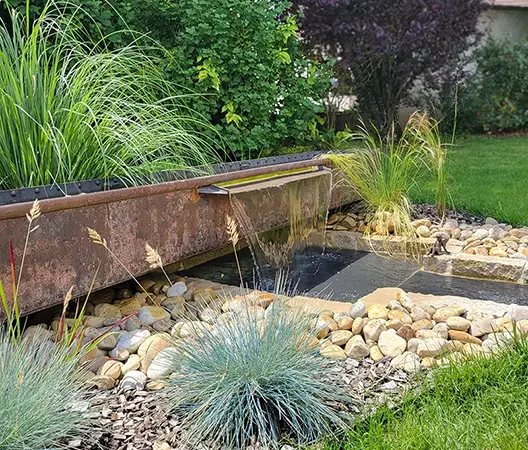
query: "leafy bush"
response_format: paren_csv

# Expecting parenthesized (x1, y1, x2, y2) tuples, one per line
(455, 38, 528, 133)
(0, 331, 90, 449)
(166, 303, 344, 448)
(126, 0, 332, 159)
(0, 2, 220, 189)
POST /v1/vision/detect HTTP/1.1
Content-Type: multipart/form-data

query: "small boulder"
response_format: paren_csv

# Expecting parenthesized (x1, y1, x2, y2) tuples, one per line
(331, 330, 353, 346)
(446, 316, 471, 332)
(345, 335, 370, 360)
(367, 305, 389, 320)
(138, 306, 170, 326)
(416, 338, 449, 358)
(362, 319, 386, 342)
(147, 347, 178, 379)
(378, 330, 406, 357)
(448, 330, 483, 345)
(432, 305, 466, 322)
(396, 324, 415, 341)
(320, 344, 347, 360)
(391, 352, 421, 373)
(120, 370, 147, 392)
(349, 301, 367, 319)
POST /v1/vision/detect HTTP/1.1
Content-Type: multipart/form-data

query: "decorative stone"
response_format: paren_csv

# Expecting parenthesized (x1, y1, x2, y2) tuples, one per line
(337, 316, 354, 330)
(167, 281, 187, 298)
(386, 319, 404, 330)
(367, 305, 389, 320)
(120, 370, 147, 391)
(396, 324, 415, 341)
(416, 338, 449, 358)
(388, 310, 412, 325)
(88, 375, 115, 390)
(193, 287, 217, 303)
(462, 343, 485, 357)
(446, 316, 471, 331)
(473, 229, 489, 240)
(109, 347, 129, 361)
(351, 317, 365, 334)
(469, 317, 496, 337)
(137, 334, 171, 359)
(320, 344, 347, 360)
(97, 334, 117, 351)
(117, 329, 150, 353)
(432, 305, 466, 322)
(362, 319, 386, 342)
(396, 292, 414, 312)
(147, 347, 178, 379)
(432, 323, 449, 340)
(115, 298, 142, 316)
(97, 360, 124, 380)
(369, 345, 385, 361)
(199, 307, 221, 323)
(121, 316, 139, 332)
(94, 304, 122, 326)
(416, 329, 444, 339)
(412, 319, 434, 332)
(349, 301, 367, 319)
(407, 338, 421, 353)
(416, 225, 431, 238)
(490, 247, 508, 258)
(506, 304, 528, 322)
(448, 330, 483, 345)
(421, 357, 436, 369)
(410, 307, 429, 322)
(485, 217, 499, 226)
(411, 218, 432, 228)
(122, 354, 141, 375)
(138, 306, 170, 326)
(84, 316, 105, 328)
(345, 335, 370, 359)
(378, 330, 406, 357)
(331, 330, 353, 346)
(391, 352, 421, 373)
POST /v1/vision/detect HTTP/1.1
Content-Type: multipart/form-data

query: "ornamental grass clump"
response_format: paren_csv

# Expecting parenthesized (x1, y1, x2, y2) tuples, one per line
(0, 1, 220, 190)
(166, 303, 345, 448)
(0, 331, 90, 450)
(326, 113, 448, 252)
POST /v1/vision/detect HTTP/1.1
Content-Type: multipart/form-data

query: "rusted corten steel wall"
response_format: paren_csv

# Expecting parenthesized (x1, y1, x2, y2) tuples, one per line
(0, 159, 356, 316)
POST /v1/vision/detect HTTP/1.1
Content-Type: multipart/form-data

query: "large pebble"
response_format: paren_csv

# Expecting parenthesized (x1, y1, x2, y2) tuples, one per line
(331, 330, 353, 346)
(368, 305, 389, 320)
(416, 338, 449, 358)
(138, 306, 170, 326)
(94, 304, 122, 326)
(147, 347, 178, 379)
(432, 305, 466, 322)
(349, 301, 366, 319)
(390, 352, 421, 373)
(117, 329, 150, 353)
(448, 330, 482, 345)
(345, 335, 370, 359)
(97, 360, 124, 380)
(446, 316, 471, 331)
(363, 319, 386, 342)
(120, 371, 147, 391)
(378, 330, 406, 357)
(167, 281, 187, 298)
(320, 344, 347, 360)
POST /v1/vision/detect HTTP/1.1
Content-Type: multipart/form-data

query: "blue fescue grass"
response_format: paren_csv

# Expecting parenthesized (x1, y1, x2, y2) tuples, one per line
(0, 331, 90, 449)
(166, 303, 346, 448)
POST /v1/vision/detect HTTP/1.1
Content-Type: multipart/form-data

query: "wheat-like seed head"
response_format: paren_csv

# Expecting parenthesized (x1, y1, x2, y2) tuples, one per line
(87, 228, 107, 247)
(145, 243, 163, 269)
(63, 286, 73, 309)
(26, 199, 41, 222)
(226, 215, 239, 246)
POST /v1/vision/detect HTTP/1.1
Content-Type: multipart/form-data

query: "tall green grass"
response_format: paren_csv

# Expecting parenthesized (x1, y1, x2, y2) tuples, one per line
(327, 113, 448, 237)
(166, 302, 345, 448)
(320, 338, 528, 450)
(0, 1, 221, 190)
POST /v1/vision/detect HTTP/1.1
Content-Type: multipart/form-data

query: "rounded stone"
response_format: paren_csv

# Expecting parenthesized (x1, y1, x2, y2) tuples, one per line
(378, 330, 407, 357)
(349, 301, 367, 319)
(345, 335, 370, 360)
(97, 360, 124, 380)
(337, 316, 354, 330)
(369, 345, 385, 361)
(120, 370, 147, 391)
(367, 305, 389, 320)
(320, 344, 347, 360)
(448, 330, 483, 345)
(362, 319, 386, 342)
(122, 354, 141, 375)
(330, 330, 353, 346)
(138, 306, 170, 326)
(446, 316, 471, 332)
(432, 305, 466, 322)
(390, 352, 421, 373)
(351, 317, 365, 334)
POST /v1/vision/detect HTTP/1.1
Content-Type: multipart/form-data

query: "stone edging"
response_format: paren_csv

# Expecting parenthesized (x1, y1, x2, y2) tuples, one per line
(317, 230, 528, 284)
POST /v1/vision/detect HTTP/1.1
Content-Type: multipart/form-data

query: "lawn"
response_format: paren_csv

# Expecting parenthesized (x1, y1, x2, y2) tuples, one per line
(410, 136, 528, 225)
(320, 341, 528, 450)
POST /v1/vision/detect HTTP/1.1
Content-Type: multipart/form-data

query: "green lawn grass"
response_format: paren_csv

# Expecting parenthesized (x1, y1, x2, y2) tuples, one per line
(320, 340, 528, 450)
(409, 136, 528, 225)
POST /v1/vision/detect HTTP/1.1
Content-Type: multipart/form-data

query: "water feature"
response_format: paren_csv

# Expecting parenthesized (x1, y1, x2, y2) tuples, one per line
(227, 168, 332, 285)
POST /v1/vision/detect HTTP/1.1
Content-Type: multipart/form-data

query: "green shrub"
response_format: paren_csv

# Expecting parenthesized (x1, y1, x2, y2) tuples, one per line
(0, 2, 220, 189)
(456, 38, 528, 133)
(166, 303, 344, 448)
(135, 0, 332, 159)
(0, 331, 90, 449)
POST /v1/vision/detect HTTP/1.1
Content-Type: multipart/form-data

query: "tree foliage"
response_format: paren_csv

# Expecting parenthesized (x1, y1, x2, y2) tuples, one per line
(297, 0, 487, 131)
(3, 0, 331, 159)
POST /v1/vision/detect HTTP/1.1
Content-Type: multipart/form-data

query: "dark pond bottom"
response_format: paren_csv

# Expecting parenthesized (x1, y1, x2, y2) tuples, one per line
(180, 247, 528, 305)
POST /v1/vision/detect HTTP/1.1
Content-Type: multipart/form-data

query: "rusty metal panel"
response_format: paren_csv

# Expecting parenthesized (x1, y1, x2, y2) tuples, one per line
(0, 164, 356, 317)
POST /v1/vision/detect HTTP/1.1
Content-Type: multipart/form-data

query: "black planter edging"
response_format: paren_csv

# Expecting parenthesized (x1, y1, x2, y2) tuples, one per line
(0, 151, 323, 206)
